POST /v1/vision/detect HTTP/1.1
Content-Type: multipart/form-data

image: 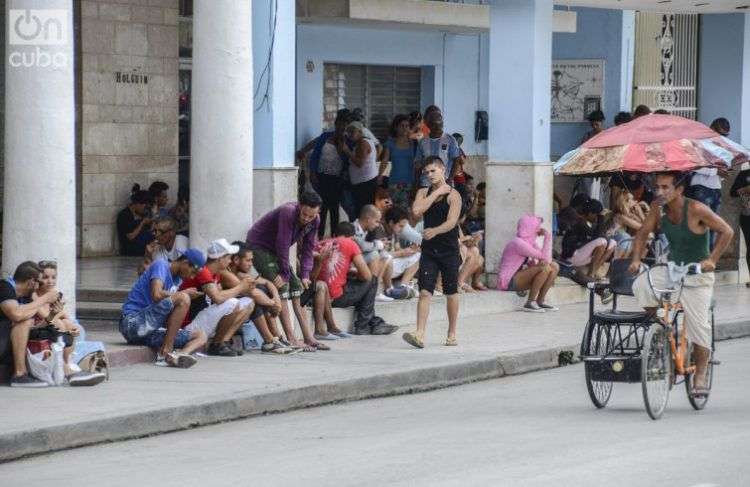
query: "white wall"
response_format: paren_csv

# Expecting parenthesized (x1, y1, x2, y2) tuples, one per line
(296, 24, 487, 155)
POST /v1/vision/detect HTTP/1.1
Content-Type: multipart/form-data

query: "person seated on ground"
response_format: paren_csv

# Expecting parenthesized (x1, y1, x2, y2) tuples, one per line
(464, 181, 485, 236)
(33, 260, 105, 385)
(117, 186, 154, 256)
(178, 239, 257, 357)
(561, 199, 616, 281)
(220, 242, 293, 354)
(556, 193, 590, 237)
(457, 217, 487, 292)
(353, 204, 394, 301)
(1, 262, 85, 387)
(609, 171, 653, 209)
(120, 250, 208, 368)
(382, 206, 421, 294)
(497, 215, 559, 312)
(611, 191, 648, 259)
(316, 222, 398, 336)
(246, 192, 327, 352)
(306, 239, 352, 340)
(148, 181, 171, 219)
(142, 216, 189, 273)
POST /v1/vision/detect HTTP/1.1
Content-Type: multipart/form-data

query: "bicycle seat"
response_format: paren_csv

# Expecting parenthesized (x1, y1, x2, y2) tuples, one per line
(593, 309, 650, 323)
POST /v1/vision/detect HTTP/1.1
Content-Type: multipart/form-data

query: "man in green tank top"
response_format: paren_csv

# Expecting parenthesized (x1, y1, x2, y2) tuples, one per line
(628, 172, 734, 394)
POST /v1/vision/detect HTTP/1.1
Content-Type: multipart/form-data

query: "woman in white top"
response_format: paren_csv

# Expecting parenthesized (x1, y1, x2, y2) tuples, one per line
(341, 121, 379, 219)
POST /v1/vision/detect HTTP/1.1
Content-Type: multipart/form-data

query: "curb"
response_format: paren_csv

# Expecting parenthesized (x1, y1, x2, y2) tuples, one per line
(2, 320, 749, 463)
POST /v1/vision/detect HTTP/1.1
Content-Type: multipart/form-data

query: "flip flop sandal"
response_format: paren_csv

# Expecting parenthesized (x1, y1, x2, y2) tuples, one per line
(332, 331, 353, 338)
(300, 344, 317, 352)
(445, 337, 458, 346)
(402, 332, 424, 349)
(313, 342, 331, 351)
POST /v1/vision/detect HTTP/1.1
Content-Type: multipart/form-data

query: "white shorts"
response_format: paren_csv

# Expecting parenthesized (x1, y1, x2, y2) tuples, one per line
(632, 269, 714, 349)
(392, 252, 420, 278)
(185, 297, 253, 338)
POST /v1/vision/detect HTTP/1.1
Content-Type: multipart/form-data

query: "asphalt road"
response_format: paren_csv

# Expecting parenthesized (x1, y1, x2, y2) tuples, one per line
(3, 339, 749, 487)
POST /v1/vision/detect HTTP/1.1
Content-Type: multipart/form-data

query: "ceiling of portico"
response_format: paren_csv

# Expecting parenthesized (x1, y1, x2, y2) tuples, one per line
(554, 0, 750, 14)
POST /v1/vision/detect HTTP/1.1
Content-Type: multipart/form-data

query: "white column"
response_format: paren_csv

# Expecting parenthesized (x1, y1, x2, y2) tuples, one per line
(251, 0, 298, 222)
(190, 1, 253, 251)
(3, 1, 76, 307)
(741, 13, 750, 149)
(485, 0, 554, 282)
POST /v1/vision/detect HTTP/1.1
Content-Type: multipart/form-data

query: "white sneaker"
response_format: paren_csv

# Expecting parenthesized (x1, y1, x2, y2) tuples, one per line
(376, 292, 394, 302)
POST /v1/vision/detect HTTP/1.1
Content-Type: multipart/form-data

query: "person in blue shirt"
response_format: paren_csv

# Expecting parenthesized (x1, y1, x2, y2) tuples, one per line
(414, 110, 461, 188)
(119, 249, 207, 368)
(379, 114, 418, 209)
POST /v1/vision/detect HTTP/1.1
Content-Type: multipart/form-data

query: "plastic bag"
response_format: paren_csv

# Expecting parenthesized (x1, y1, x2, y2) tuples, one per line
(26, 338, 66, 386)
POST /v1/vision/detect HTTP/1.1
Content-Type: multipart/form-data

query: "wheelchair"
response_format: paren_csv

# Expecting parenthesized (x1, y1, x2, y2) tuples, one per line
(580, 258, 717, 420)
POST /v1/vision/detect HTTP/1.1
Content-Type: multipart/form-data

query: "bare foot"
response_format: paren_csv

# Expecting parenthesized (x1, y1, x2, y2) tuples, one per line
(472, 282, 488, 291)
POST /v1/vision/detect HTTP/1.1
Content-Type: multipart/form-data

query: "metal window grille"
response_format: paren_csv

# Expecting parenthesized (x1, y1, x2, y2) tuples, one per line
(323, 63, 422, 141)
(633, 12, 699, 119)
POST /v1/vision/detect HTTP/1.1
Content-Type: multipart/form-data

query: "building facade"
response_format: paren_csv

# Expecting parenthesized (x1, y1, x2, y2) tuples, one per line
(3, 0, 750, 305)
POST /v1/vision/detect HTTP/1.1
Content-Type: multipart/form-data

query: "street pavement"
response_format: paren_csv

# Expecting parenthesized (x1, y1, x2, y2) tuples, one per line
(2, 337, 748, 486)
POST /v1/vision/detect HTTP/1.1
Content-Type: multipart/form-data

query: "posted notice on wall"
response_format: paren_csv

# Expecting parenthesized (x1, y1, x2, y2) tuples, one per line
(551, 59, 605, 123)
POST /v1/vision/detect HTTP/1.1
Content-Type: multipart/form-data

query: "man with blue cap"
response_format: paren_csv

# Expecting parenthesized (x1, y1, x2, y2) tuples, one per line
(119, 249, 208, 368)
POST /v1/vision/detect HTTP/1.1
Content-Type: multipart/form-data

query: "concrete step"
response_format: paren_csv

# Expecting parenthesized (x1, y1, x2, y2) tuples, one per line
(75, 282, 591, 328)
(77, 287, 129, 303)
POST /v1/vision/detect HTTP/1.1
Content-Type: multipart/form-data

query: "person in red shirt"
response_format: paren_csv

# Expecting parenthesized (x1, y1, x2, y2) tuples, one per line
(179, 239, 255, 357)
(315, 222, 397, 335)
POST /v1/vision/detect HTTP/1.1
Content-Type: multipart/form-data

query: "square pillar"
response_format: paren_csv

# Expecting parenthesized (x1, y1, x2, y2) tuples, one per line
(485, 0, 554, 278)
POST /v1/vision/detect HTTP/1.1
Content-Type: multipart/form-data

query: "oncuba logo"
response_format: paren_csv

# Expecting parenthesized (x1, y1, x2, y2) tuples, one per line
(9, 9, 69, 68)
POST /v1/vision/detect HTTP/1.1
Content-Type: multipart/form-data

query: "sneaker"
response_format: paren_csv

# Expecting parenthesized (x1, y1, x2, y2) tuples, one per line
(207, 342, 238, 357)
(371, 323, 399, 335)
(353, 326, 371, 335)
(375, 292, 394, 302)
(68, 371, 106, 387)
(226, 341, 244, 356)
(10, 374, 49, 388)
(384, 286, 410, 300)
(155, 353, 169, 367)
(522, 301, 545, 313)
(538, 303, 559, 312)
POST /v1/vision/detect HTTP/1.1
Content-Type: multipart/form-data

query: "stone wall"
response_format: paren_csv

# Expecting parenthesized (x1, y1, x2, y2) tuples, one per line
(80, 0, 179, 256)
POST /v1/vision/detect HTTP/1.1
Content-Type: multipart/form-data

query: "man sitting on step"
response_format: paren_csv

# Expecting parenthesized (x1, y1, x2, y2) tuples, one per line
(178, 239, 257, 357)
(316, 222, 398, 336)
(120, 250, 207, 368)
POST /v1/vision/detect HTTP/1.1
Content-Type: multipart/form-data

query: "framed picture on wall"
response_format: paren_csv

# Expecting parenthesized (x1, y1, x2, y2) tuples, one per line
(551, 59, 605, 123)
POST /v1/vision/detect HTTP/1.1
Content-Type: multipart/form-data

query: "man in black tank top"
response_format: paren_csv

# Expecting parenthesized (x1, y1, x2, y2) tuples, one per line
(403, 156, 462, 349)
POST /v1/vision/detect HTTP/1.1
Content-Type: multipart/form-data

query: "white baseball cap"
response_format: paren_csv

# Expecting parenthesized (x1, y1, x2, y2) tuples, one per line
(206, 238, 240, 259)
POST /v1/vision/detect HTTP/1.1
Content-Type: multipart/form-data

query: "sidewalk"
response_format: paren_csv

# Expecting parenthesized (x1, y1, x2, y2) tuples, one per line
(1, 284, 749, 463)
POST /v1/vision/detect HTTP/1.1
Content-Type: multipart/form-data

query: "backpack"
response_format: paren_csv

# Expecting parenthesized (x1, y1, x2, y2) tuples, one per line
(78, 351, 110, 380)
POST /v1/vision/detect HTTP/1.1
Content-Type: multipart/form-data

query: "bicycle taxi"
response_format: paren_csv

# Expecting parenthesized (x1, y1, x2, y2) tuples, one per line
(553, 114, 750, 420)
(581, 258, 717, 420)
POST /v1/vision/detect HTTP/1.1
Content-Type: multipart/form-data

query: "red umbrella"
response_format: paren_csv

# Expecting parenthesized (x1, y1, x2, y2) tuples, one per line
(555, 114, 750, 175)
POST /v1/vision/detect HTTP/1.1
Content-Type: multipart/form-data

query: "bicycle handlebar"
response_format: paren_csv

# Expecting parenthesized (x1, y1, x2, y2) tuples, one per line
(643, 262, 702, 301)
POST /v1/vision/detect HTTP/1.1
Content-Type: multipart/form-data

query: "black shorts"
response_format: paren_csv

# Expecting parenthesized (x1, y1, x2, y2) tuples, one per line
(418, 249, 461, 295)
(0, 322, 10, 364)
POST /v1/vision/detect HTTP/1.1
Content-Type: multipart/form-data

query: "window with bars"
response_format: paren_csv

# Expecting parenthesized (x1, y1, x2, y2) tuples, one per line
(323, 63, 422, 141)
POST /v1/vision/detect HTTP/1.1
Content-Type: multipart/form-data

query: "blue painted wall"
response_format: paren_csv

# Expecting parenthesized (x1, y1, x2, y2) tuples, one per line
(296, 24, 486, 156)
(551, 7, 624, 159)
(698, 13, 745, 139)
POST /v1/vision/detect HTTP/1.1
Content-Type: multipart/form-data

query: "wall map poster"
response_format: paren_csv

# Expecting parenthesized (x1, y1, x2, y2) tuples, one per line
(551, 59, 605, 123)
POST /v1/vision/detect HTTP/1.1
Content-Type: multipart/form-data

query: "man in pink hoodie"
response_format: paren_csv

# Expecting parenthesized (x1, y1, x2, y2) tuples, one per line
(497, 215, 560, 312)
